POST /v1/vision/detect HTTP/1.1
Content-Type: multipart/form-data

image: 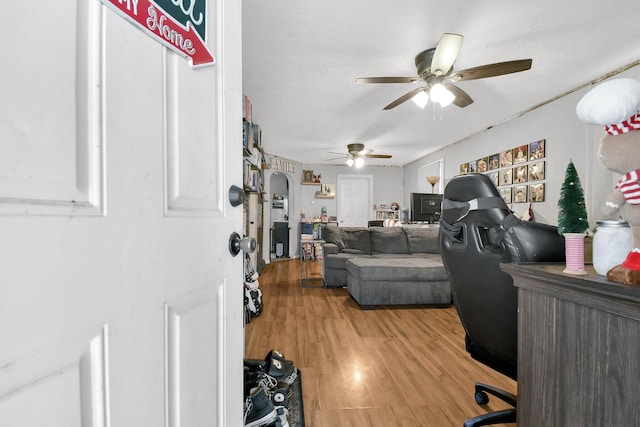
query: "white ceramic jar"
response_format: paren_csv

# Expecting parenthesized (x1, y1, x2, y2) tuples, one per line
(592, 220, 633, 276)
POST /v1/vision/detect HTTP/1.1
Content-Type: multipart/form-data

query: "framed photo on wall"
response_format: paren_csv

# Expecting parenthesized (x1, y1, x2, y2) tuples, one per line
(302, 170, 315, 184)
(499, 168, 512, 185)
(513, 165, 528, 183)
(529, 139, 545, 160)
(529, 161, 545, 181)
(477, 157, 489, 172)
(500, 187, 512, 204)
(513, 145, 528, 163)
(460, 163, 469, 174)
(514, 185, 528, 203)
(488, 153, 500, 170)
(530, 183, 545, 202)
(468, 160, 477, 173)
(500, 149, 513, 167)
(487, 171, 499, 186)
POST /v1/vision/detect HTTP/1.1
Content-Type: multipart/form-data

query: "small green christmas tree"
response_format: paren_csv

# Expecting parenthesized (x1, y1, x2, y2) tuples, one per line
(557, 160, 588, 234)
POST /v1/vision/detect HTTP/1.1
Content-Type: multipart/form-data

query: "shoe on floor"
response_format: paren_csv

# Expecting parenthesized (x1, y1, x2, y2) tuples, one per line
(265, 349, 295, 370)
(244, 387, 277, 427)
(266, 358, 297, 385)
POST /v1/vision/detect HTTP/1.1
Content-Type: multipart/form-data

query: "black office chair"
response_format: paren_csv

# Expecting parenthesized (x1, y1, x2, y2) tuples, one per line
(438, 174, 565, 427)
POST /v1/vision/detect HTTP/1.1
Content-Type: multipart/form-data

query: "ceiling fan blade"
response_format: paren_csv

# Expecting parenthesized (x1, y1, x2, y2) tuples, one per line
(454, 59, 532, 81)
(363, 154, 392, 158)
(326, 156, 347, 161)
(444, 83, 474, 108)
(431, 33, 463, 76)
(383, 87, 426, 110)
(356, 77, 420, 84)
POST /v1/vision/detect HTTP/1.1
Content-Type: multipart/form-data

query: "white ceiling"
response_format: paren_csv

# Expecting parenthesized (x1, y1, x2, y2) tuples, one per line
(242, 0, 640, 167)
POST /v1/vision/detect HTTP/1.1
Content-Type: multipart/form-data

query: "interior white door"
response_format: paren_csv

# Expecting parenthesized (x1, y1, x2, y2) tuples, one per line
(337, 174, 373, 227)
(0, 1, 244, 426)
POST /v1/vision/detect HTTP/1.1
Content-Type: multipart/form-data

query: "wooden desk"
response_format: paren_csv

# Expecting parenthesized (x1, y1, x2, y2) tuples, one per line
(502, 263, 640, 426)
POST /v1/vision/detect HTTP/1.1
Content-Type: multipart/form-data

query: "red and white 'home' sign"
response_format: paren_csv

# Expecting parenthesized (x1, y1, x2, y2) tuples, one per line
(99, 0, 215, 68)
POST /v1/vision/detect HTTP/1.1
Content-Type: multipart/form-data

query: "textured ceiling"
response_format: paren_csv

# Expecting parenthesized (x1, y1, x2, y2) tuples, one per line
(242, 0, 640, 167)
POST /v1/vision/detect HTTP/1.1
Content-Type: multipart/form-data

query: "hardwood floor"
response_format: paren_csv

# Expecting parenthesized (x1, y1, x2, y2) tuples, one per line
(245, 259, 516, 427)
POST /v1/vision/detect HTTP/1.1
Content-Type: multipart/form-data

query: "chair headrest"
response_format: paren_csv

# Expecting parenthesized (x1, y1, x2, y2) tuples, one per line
(442, 196, 509, 223)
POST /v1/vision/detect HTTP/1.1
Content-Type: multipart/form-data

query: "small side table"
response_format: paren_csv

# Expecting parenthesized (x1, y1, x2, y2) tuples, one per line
(299, 239, 325, 288)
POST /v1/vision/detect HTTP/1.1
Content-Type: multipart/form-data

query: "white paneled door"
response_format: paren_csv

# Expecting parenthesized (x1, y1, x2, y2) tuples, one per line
(0, 1, 244, 426)
(337, 174, 373, 227)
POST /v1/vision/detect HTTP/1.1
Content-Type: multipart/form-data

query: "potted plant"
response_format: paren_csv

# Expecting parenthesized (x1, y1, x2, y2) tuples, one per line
(557, 160, 589, 274)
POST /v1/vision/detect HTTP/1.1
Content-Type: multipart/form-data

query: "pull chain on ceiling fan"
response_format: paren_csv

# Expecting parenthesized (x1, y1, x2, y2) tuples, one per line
(356, 33, 533, 110)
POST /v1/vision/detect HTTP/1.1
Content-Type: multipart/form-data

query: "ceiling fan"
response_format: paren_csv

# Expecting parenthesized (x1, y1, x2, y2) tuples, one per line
(356, 33, 532, 110)
(327, 143, 392, 167)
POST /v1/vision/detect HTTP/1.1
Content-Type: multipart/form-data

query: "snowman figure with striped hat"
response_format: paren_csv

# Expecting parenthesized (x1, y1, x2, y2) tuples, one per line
(577, 78, 640, 284)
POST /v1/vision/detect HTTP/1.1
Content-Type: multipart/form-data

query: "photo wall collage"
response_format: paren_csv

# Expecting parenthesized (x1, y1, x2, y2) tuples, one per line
(459, 139, 546, 204)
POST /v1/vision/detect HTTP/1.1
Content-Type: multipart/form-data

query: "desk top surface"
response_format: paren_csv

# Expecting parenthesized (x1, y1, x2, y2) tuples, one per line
(502, 262, 640, 305)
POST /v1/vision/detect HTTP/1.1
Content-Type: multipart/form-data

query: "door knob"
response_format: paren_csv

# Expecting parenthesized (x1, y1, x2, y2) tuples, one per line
(228, 232, 256, 256)
(229, 185, 245, 207)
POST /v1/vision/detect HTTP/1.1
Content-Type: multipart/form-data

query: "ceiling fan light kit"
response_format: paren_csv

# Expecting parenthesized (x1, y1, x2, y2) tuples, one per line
(356, 32, 533, 111)
(429, 83, 455, 107)
(411, 90, 429, 108)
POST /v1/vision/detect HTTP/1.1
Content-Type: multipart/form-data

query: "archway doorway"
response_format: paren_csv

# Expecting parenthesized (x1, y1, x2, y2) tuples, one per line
(269, 172, 291, 260)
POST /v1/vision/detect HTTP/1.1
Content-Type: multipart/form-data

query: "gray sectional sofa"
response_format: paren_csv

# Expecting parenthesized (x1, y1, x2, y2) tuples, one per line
(321, 225, 451, 309)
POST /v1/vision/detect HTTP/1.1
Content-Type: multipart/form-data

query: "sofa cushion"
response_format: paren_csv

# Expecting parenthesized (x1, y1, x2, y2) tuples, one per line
(322, 225, 344, 251)
(346, 257, 448, 281)
(324, 253, 371, 270)
(341, 227, 371, 255)
(370, 227, 409, 254)
(405, 227, 440, 254)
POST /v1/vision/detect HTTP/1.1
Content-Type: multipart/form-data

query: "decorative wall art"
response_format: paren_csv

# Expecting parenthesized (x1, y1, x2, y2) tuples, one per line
(500, 187, 512, 203)
(513, 165, 528, 183)
(477, 157, 489, 172)
(458, 139, 547, 203)
(514, 185, 528, 203)
(499, 168, 513, 185)
(302, 170, 315, 184)
(529, 139, 545, 160)
(488, 153, 500, 170)
(529, 183, 545, 202)
(513, 145, 528, 163)
(488, 171, 499, 186)
(529, 161, 545, 181)
(302, 170, 322, 184)
(500, 149, 513, 167)
(315, 183, 335, 199)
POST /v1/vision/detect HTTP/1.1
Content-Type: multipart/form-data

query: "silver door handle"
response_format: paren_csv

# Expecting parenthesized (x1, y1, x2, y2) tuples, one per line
(228, 232, 256, 256)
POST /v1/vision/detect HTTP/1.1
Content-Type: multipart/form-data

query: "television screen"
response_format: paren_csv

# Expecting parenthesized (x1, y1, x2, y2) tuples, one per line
(410, 193, 443, 223)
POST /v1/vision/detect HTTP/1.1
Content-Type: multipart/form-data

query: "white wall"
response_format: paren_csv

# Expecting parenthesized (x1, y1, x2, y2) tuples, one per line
(404, 65, 640, 227)
(300, 164, 404, 219)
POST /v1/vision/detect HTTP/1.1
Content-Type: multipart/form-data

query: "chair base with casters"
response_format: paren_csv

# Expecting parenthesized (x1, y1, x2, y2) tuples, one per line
(463, 382, 516, 427)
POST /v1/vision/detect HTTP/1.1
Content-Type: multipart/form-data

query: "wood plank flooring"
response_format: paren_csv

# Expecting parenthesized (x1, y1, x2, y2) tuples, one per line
(245, 259, 516, 427)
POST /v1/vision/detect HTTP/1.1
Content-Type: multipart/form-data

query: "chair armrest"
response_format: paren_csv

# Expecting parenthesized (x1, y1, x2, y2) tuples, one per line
(323, 242, 339, 255)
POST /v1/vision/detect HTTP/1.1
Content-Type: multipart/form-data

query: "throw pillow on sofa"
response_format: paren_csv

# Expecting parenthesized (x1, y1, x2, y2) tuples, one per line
(370, 227, 409, 254)
(322, 225, 345, 250)
(341, 228, 371, 255)
(405, 228, 440, 254)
